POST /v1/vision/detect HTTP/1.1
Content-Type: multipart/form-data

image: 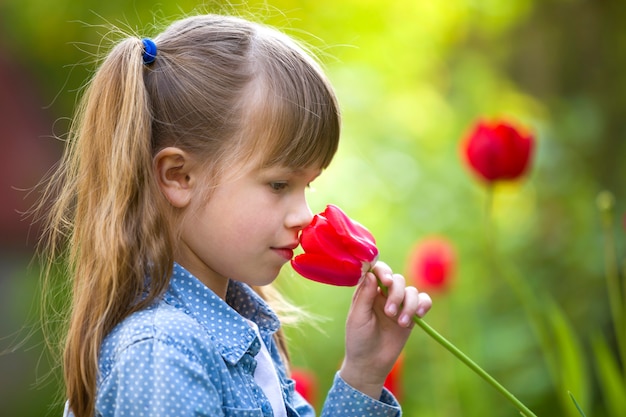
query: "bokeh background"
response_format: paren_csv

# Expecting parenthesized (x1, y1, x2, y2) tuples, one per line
(1, 0, 624, 416)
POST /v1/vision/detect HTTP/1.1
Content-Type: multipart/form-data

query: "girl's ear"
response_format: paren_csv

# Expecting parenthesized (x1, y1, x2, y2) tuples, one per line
(153, 147, 197, 208)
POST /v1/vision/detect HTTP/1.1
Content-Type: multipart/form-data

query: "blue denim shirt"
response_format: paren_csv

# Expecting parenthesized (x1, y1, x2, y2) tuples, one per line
(66, 263, 402, 417)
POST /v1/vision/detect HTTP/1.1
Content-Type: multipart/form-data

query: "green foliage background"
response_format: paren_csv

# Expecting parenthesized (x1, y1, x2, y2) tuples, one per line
(1, 0, 624, 416)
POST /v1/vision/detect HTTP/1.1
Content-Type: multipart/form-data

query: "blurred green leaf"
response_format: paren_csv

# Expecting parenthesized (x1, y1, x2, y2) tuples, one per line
(500, 264, 589, 417)
(545, 298, 589, 417)
(569, 391, 587, 417)
(591, 334, 626, 417)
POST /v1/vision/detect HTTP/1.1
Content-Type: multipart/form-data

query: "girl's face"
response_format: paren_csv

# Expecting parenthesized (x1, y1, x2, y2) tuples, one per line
(176, 159, 321, 297)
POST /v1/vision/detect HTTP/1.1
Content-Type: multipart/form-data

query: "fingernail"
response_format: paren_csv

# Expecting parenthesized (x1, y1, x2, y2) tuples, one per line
(399, 314, 410, 327)
(417, 307, 425, 318)
(387, 304, 397, 316)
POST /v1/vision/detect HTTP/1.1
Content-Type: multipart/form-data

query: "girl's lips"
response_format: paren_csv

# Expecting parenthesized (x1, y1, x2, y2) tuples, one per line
(272, 247, 295, 261)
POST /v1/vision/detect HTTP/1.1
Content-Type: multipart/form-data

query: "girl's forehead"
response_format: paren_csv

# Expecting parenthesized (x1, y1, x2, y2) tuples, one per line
(245, 158, 323, 178)
(232, 156, 322, 181)
(257, 164, 323, 178)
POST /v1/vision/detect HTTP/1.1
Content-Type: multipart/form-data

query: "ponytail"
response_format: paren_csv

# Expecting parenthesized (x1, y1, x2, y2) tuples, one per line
(38, 37, 173, 417)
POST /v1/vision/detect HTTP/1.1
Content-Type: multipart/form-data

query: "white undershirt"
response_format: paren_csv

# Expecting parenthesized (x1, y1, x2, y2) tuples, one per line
(246, 320, 288, 417)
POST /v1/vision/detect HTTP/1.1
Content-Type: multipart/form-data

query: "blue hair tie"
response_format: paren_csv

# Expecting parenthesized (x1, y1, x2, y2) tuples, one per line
(142, 38, 157, 65)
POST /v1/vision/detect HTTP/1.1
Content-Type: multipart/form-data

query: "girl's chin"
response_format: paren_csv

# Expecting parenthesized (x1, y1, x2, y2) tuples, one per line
(237, 269, 281, 288)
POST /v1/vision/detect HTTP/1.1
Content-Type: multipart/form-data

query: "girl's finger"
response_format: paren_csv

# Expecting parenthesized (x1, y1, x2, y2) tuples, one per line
(416, 291, 433, 318)
(382, 273, 406, 318)
(371, 261, 393, 285)
(397, 286, 420, 327)
(351, 271, 380, 315)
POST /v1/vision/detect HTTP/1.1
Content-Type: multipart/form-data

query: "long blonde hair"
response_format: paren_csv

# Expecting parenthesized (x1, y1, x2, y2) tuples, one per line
(37, 14, 340, 417)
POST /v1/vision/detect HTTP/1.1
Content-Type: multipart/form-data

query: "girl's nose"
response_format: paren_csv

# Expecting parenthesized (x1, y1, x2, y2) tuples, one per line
(287, 197, 313, 230)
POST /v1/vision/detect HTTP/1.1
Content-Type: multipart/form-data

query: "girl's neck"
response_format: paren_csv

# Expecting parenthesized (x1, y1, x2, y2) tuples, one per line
(174, 257, 230, 299)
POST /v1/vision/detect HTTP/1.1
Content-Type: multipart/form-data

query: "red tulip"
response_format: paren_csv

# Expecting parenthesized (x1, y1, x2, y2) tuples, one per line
(291, 204, 379, 286)
(407, 236, 456, 293)
(384, 353, 404, 401)
(462, 119, 534, 183)
(291, 367, 318, 406)
(292, 208, 538, 417)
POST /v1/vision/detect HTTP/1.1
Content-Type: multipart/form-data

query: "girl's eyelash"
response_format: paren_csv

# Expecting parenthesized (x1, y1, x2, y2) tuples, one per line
(268, 179, 316, 192)
(270, 182, 288, 191)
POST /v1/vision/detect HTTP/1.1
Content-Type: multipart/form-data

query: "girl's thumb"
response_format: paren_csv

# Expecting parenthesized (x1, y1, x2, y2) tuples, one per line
(352, 272, 380, 311)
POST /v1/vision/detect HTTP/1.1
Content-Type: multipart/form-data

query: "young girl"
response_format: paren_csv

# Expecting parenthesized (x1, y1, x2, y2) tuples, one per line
(39, 13, 432, 417)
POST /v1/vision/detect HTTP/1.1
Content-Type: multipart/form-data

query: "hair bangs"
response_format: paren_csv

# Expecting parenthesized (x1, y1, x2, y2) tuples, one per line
(246, 36, 341, 171)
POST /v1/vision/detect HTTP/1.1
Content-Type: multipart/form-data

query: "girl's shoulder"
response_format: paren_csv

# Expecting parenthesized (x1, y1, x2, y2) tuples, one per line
(98, 300, 219, 373)
(107, 301, 200, 343)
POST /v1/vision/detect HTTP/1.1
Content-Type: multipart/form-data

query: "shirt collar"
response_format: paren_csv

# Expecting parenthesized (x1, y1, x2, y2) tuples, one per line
(164, 263, 281, 365)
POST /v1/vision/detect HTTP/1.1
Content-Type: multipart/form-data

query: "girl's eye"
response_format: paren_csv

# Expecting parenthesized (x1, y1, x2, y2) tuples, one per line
(269, 182, 288, 192)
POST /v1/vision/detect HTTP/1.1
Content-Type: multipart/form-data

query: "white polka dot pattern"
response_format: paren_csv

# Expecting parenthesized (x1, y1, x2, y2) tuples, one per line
(62, 263, 402, 416)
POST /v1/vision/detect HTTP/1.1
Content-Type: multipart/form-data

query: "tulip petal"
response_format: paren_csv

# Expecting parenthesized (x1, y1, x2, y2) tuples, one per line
(323, 205, 379, 262)
(493, 122, 533, 179)
(463, 119, 534, 183)
(464, 121, 501, 181)
(291, 253, 363, 286)
(300, 215, 354, 259)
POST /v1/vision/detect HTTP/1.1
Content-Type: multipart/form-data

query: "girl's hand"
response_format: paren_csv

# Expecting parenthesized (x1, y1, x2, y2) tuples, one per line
(339, 261, 432, 399)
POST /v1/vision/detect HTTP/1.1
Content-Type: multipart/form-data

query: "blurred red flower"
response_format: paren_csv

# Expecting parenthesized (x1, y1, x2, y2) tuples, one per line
(384, 352, 404, 401)
(291, 367, 318, 406)
(407, 237, 456, 293)
(461, 119, 535, 183)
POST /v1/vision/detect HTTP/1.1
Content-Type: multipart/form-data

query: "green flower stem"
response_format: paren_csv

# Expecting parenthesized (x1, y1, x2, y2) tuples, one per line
(377, 279, 537, 417)
(411, 315, 537, 417)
